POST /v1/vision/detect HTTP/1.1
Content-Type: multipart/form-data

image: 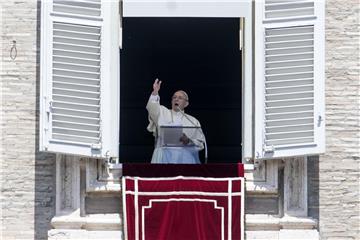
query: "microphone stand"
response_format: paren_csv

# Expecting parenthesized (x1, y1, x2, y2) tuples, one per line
(176, 107, 208, 164)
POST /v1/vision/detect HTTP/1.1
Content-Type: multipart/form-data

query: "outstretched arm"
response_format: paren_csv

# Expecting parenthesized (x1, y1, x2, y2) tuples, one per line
(147, 79, 162, 122)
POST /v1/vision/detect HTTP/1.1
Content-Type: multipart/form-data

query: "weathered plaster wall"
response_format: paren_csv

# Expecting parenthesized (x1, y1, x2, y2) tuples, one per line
(1, 1, 56, 239)
(320, 0, 360, 239)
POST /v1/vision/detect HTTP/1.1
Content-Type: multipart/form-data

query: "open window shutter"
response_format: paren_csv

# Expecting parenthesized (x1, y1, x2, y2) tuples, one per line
(40, 0, 120, 158)
(254, 0, 325, 159)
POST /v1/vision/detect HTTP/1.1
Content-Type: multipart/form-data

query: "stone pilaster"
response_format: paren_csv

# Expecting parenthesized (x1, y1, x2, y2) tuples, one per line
(284, 157, 308, 218)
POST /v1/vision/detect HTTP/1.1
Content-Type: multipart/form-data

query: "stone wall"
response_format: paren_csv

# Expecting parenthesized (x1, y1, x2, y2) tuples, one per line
(0, 0, 359, 240)
(320, 0, 360, 239)
(0, 1, 56, 239)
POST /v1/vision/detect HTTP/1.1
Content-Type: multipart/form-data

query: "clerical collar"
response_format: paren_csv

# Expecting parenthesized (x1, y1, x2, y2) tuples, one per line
(171, 109, 182, 115)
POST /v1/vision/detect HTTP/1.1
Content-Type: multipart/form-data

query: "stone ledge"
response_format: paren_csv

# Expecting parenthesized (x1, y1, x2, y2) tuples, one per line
(246, 214, 280, 230)
(246, 214, 318, 231)
(51, 214, 317, 232)
(246, 229, 319, 240)
(51, 214, 121, 231)
(48, 229, 319, 240)
(279, 229, 319, 240)
(48, 229, 122, 240)
(280, 216, 317, 229)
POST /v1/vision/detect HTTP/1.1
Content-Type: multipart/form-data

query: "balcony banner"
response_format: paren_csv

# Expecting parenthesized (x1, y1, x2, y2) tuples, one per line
(122, 175, 244, 240)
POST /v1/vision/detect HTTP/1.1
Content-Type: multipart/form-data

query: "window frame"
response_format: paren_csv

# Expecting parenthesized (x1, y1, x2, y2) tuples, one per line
(121, 0, 253, 162)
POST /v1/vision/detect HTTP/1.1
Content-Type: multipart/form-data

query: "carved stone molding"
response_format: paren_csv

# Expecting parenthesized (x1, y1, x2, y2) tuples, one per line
(245, 159, 279, 194)
(85, 159, 122, 192)
(246, 214, 319, 240)
(51, 213, 121, 230)
(52, 155, 122, 230)
(55, 154, 81, 217)
(246, 214, 317, 231)
(284, 157, 308, 217)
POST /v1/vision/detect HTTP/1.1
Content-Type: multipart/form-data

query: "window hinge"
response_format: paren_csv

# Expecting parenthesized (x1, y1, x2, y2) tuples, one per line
(91, 143, 102, 150)
(263, 144, 275, 153)
(45, 97, 53, 113)
(317, 115, 324, 127)
(109, 157, 119, 164)
(105, 150, 110, 158)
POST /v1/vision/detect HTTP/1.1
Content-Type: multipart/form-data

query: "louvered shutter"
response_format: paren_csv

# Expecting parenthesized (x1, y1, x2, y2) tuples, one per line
(40, 0, 120, 158)
(254, 0, 325, 159)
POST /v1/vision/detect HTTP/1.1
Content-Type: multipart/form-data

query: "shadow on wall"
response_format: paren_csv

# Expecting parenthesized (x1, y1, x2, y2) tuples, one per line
(307, 156, 320, 224)
(35, 1, 56, 239)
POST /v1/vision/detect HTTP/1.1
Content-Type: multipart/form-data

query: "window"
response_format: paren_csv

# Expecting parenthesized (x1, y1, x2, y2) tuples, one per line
(40, 0, 324, 161)
(119, 17, 243, 163)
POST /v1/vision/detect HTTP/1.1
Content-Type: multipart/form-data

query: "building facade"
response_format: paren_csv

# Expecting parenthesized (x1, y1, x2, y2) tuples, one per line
(1, 0, 359, 239)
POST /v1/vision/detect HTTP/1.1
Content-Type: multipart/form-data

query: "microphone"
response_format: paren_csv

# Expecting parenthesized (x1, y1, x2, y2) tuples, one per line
(176, 106, 208, 164)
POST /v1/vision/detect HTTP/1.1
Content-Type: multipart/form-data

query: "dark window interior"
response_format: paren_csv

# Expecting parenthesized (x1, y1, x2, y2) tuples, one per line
(120, 18, 242, 163)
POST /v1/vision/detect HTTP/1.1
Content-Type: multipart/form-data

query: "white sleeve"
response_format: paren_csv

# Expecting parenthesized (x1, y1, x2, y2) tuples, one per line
(146, 94, 161, 122)
(191, 131, 205, 150)
(188, 119, 205, 150)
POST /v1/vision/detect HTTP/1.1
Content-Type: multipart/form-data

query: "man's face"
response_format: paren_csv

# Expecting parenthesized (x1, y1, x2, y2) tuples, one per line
(171, 91, 189, 111)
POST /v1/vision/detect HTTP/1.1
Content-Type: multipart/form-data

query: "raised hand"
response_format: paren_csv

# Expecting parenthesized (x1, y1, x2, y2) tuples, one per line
(152, 78, 162, 95)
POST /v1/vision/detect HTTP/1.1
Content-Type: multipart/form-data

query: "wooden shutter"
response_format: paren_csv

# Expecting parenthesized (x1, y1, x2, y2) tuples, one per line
(254, 0, 325, 159)
(40, 0, 120, 158)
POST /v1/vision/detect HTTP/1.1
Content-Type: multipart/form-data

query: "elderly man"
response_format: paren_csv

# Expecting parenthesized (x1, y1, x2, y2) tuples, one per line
(146, 79, 205, 164)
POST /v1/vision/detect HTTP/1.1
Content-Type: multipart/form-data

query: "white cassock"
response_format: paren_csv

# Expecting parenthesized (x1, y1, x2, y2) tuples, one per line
(146, 94, 205, 164)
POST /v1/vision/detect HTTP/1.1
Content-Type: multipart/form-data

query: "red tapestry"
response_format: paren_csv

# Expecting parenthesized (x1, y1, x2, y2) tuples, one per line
(122, 176, 244, 240)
